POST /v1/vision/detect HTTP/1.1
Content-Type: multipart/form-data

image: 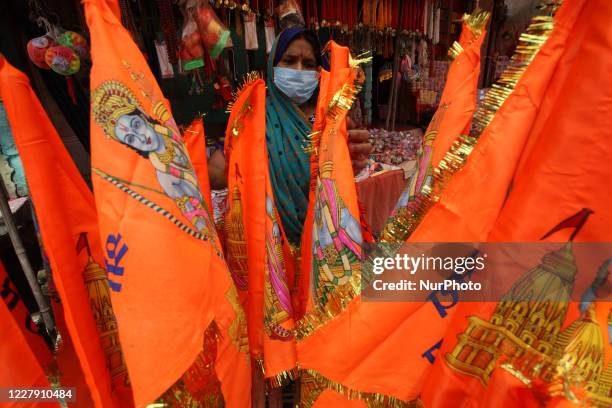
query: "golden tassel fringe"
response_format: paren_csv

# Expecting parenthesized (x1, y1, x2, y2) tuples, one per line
(266, 367, 300, 388)
(225, 71, 261, 114)
(349, 51, 373, 69)
(448, 41, 465, 60)
(472, 15, 553, 135)
(227, 73, 261, 140)
(295, 268, 362, 340)
(462, 9, 491, 38)
(301, 369, 424, 408)
(449, 10, 490, 60)
(302, 59, 366, 155)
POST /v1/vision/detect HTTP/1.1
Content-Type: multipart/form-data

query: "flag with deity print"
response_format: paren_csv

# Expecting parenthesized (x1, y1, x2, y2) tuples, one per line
(0, 56, 131, 407)
(85, 0, 250, 406)
(295, 41, 367, 322)
(224, 73, 299, 384)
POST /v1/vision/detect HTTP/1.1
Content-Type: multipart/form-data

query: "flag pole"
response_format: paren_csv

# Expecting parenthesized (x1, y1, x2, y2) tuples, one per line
(0, 177, 56, 338)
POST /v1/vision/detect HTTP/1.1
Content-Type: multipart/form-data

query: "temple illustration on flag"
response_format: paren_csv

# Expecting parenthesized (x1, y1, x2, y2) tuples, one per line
(445, 241, 612, 407)
(225, 185, 249, 291)
(82, 255, 130, 387)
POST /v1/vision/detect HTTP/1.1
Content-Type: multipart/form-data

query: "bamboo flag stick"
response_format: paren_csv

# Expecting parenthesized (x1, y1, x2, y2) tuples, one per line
(0, 178, 56, 338)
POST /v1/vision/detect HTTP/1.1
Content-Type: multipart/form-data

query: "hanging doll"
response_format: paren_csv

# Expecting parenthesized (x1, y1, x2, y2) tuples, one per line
(213, 75, 233, 109)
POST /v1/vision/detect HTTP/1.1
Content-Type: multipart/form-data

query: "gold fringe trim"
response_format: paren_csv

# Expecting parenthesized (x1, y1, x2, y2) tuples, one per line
(225, 71, 262, 114)
(462, 9, 491, 38)
(295, 268, 362, 340)
(380, 14, 554, 243)
(226, 73, 261, 141)
(449, 10, 490, 60)
(266, 367, 300, 388)
(471, 16, 553, 135)
(302, 50, 371, 155)
(295, 55, 369, 339)
(302, 130, 322, 155)
(448, 41, 465, 60)
(301, 369, 424, 408)
(349, 51, 373, 69)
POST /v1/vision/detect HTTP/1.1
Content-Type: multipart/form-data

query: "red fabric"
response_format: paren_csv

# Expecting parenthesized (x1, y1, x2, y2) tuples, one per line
(0, 272, 52, 408)
(356, 170, 406, 235)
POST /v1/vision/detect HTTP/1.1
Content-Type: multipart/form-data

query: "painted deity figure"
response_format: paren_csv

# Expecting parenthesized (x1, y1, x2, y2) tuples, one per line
(264, 194, 293, 340)
(92, 81, 215, 244)
(312, 161, 363, 306)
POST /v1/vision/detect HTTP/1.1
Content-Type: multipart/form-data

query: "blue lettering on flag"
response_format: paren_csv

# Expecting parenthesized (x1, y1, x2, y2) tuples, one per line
(104, 233, 128, 292)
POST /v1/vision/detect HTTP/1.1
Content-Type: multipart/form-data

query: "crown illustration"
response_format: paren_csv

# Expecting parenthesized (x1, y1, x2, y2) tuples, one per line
(91, 80, 141, 140)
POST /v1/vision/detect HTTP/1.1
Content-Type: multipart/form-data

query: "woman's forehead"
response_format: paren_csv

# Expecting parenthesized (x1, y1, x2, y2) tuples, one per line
(283, 38, 315, 58)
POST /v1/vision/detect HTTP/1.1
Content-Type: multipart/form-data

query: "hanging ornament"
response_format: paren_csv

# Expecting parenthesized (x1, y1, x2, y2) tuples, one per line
(57, 31, 89, 60)
(45, 46, 80, 76)
(180, 3, 205, 71)
(193, 1, 231, 58)
(27, 35, 56, 69)
(243, 11, 258, 50)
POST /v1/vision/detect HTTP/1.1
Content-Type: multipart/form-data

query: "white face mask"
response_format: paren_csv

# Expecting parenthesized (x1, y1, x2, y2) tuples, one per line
(273, 67, 320, 105)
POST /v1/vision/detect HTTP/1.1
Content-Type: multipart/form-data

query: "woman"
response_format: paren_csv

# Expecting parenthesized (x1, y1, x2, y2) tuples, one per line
(210, 27, 372, 246)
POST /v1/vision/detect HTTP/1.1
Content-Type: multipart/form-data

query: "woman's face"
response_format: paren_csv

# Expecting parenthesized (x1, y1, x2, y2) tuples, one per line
(276, 38, 317, 71)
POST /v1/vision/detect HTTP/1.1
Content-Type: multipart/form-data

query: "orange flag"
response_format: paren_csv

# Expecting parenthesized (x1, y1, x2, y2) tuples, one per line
(295, 14, 490, 405)
(0, 268, 51, 408)
(183, 117, 212, 211)
(296, 41, 366, 324)
(0, 57, 130, 407)
(224, 74, 299, 383)
(381, 10, 489, 242)
(0, 262, 53, 370)
(85, 0, 250, 405)
(417, 0, 612, 406)
(409, 0, 586, 243)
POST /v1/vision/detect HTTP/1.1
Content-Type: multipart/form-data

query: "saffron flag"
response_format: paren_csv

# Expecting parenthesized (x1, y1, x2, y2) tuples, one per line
(0, 269, 51, 408)
(418, 0, 612, 406)
(0, 262, 52, 370)
(380, 10, 489, 242)
(224, 74, 298, 383)
(295, 14, 490, 405)
(85, 0, 250, 405)
(296, 41, 366, 323)
(409, 0, 585, 242)
(0, 57, 130, 407)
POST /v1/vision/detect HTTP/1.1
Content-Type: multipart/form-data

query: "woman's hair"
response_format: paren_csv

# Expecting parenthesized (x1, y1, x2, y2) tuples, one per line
(273, 28, 322, 68)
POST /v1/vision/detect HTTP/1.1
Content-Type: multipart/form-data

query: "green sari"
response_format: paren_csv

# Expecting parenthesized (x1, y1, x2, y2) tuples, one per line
(265, 38, 314, 245)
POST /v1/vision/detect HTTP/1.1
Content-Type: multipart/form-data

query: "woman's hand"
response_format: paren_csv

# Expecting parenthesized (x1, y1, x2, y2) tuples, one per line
(347, 116, 372, 174)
